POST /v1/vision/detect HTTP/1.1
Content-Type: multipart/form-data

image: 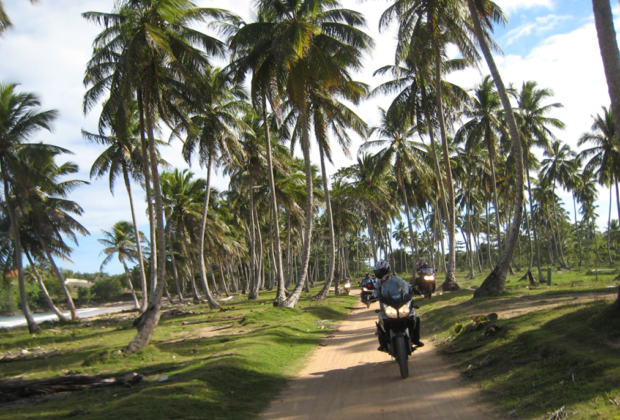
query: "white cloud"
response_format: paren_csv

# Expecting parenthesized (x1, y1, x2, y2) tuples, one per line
(495, 0, 555, 15)
(503, 14, 570, 46)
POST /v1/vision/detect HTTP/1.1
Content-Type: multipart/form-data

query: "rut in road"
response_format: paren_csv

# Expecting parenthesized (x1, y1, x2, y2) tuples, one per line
(261, 291, 500, 420)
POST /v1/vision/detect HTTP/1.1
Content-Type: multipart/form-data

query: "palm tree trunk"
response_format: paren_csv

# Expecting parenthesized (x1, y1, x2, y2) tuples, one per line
(526, 164, 544, 281)
(197, 153, 221, 308)
(166, 224, 184, 303)
(401, 187, 420, 265)
(261, 96, 286, 303)
(486, 126, 502, 256)
(592, 0, 620, 146)
(286, 211, 292, 288)
(248, 170, 259, 300)
(366, 210, 378, 262)
(34, 228, 79, 321)
(123, 263, 139, 309)
(126, 76, 169, 353)
(551, 181, 569, 268)
(469, 0, 524, 297)
(313, 144, 336, 300)
(137, 93, 157, 296)
(2, 172, 40, 333)
(25, 250, 69, 322)
(281, 108, 313, 308)
(123, 165, 148, 312)
(608, 182, 614, 263)
(431, 35, 458, 291)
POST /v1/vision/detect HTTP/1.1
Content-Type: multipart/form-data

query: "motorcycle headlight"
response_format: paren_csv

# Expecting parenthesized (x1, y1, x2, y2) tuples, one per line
(398, 305, 411, 317)
(344, 283, 351, 288)
(424, 275, 435, 281)
(385, 306, 398, 318)
(362, 287, 370, 292)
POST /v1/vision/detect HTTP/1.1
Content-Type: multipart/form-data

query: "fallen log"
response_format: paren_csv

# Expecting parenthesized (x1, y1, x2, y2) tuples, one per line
(0, 372, 143, 402)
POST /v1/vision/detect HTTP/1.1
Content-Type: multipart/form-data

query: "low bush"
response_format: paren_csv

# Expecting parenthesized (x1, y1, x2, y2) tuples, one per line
(91, 276, 123, 302)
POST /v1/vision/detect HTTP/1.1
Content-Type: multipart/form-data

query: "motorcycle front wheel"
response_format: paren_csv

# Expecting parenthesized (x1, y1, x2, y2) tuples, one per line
(394, 335, 409, 379)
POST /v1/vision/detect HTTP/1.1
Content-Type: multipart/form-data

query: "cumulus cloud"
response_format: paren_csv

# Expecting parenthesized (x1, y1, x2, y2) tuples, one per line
(503, 14, 571, 46)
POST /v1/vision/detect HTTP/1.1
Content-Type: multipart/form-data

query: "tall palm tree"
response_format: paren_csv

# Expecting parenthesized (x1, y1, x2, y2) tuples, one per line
(380, 1, 475, 290)
(539, 140, 576, 268)
(84, 0, 239, 352)
(0, 83, 62, 333)
(591, 0, 620, 145)
(579, 106, 620, 220)
(230, 0, 372, 308)
(83, 104, 150, 312)
(456, 75, 505, 256)
(99, 221, 143, 309)
(360, 106, 430, 269)
(174, 68, 247, 307)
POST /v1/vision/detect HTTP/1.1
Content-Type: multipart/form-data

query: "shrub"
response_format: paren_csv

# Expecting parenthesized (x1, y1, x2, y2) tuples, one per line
(91, 276, 123, 302)
(76, 287, 92, 305)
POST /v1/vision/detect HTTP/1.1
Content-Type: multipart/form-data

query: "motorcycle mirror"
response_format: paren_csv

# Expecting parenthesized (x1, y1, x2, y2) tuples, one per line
(413, 305, 420, 310)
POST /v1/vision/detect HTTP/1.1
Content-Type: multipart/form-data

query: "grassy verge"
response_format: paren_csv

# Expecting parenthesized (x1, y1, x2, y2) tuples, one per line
(418, 267, 620, 420)
(0, 288, 356, 420)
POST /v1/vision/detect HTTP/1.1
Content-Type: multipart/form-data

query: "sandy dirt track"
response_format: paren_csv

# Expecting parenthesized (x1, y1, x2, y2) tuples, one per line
(260, 291, 500, 420)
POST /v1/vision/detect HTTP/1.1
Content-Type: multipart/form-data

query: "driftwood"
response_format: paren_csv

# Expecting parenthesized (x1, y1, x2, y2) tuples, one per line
(0, 373, 143, 402)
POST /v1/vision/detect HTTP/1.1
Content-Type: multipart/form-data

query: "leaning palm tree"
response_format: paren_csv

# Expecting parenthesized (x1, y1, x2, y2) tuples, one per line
(465, 0, 525, 297)
(99, 221, 143, 310)
(0, 82, 63, 333)
(20, 148, 89, 322)
(591, 0, 620, 144)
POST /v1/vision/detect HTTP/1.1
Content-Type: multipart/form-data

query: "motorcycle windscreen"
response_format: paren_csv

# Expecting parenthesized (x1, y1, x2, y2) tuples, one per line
(380, 278, 409, 301)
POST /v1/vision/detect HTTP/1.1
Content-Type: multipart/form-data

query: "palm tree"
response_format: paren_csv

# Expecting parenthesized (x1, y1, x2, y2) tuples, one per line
(20, 148, 89, 322)
(83, 0, 239, 352)
(591, 0, 620, 146)
(579, 106, 620, 221)
(174, 68, 247, 307)
(465, 0, 525, 297)
(456, 75, 505, 257)
(0, 83, 62, 333)
(380, 1, 476, 290)
(99, 221, 143, 309)
(83, 104, 150, 312)
(360, 106, 430, 270)
(230, 0, 372, 308)
(539, 140, 576, 268)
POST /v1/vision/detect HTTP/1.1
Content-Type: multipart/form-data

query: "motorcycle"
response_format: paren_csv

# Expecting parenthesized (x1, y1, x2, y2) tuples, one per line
(342, 280, 351, 295)
(359, 278, 374, 308)
(415, 267, 436, 299)
(375, 281, 418, 379)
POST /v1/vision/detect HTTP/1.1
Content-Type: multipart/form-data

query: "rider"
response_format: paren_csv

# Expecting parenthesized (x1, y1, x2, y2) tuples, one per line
(414, 261, 431, 289)
(360, 272, 373, 288)
(372, 260, 423, 352)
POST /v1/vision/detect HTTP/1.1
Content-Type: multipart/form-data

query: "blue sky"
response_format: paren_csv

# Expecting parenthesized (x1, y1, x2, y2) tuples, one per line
(0, 0, 617, 275)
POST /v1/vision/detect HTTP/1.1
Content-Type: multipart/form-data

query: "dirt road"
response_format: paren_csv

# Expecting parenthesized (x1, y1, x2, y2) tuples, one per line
(261, 292, 500, 420)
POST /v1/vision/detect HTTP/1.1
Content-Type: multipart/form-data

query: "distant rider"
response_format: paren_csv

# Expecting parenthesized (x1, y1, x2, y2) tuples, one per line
(371, 260, 423, 352)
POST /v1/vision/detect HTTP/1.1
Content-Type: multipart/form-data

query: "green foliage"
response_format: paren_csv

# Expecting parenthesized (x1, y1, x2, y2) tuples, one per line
(42, 279, 62, 300)
(76, 287, 92, 305)
(0, 281, 17, 314)
(91, 276, 122, 302)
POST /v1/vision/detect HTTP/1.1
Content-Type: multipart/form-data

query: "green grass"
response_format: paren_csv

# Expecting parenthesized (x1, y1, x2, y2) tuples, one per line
(0, 288, 356, 420)
(416, 267, 620, 420)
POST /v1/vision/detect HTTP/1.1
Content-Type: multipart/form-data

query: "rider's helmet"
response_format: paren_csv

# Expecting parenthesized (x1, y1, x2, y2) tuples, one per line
(416, 261, 428, 271)
(364, 272, 371, 278)
(373, 260, 391, 279)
